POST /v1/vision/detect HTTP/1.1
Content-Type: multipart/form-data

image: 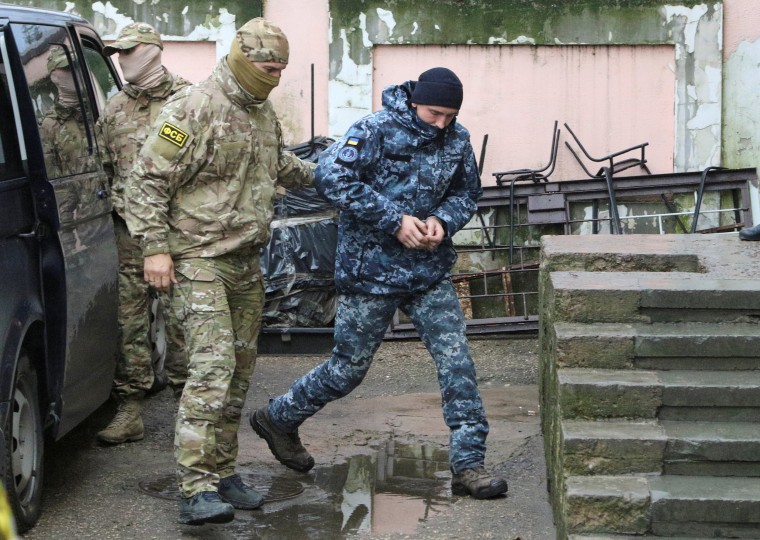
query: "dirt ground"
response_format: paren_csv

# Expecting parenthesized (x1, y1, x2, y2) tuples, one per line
(23, 336, 556, 539)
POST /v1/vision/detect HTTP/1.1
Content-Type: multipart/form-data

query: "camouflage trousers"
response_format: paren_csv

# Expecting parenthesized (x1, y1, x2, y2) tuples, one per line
(170, 249, 264, 497)
(268, 279, 489, 474)
(114, 217, 186, 397)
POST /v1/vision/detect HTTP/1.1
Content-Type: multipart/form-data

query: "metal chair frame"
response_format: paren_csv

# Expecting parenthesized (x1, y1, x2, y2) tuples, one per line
(492, 121, 561, 263)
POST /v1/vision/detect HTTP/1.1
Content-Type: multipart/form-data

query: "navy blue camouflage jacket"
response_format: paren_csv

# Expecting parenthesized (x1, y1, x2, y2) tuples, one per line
(314, 80, 482, 296)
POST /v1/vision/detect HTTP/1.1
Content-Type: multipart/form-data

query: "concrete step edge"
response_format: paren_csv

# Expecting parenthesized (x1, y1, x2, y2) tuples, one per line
(554, 320, 760, 339)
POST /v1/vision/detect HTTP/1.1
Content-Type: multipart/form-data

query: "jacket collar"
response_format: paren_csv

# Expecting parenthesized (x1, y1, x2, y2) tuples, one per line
(213, 58, 267, 111)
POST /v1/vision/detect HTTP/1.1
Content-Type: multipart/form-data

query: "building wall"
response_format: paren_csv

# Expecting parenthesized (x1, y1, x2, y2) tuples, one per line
(8, 1, 760, 186)
(324, 1, 722, 183)
(722, 0, 760, 171)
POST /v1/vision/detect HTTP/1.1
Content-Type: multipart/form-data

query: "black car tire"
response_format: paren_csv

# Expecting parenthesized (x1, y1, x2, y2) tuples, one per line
(2, 353, 44, 533)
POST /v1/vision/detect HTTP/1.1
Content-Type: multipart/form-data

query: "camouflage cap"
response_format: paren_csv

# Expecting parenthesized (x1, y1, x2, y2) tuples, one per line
(234, 18, 289, 64)
(46, 46, 69, 73)
(104, 22, 163, 56)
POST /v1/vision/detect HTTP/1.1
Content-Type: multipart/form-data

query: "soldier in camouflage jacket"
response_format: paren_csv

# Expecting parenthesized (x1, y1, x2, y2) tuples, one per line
(40, 46, 96, 179)
(124, 18, 313, 525)
(251, 68, 509, 501)
(94, 22, 191, 447)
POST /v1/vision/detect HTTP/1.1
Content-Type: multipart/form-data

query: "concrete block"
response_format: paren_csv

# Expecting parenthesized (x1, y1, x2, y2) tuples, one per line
(659, 370, 760, 407)
(565, 475, 650, 535)
(558, 369, 662, 419)
(555, 322, 636, 369)
(635, 323, 760, 358)
(649, 475, 760, 524)
(562, 420, 666, 475)
(662, 421, 760, 464)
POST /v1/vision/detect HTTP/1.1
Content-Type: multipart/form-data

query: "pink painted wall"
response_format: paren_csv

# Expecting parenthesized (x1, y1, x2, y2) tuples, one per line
(373, 45, 676, 185)
(723, 0, 760, 58)
(243, 3, 679, 183)
(263, 0, 330, 146)
(105, 40, 215, 84)
(140, 1, 754, 183)
(160, 42, 216, 83)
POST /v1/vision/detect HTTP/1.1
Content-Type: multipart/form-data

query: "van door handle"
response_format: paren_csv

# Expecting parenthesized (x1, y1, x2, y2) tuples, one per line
(18, 221, 45, 239)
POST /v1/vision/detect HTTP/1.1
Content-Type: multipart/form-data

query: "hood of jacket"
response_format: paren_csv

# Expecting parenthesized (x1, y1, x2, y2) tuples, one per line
(380, 81, 457, 147)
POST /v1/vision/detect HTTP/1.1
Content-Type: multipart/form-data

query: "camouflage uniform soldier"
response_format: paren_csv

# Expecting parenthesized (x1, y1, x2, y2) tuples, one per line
(39, 47, 95, 178)
(94, 22, 191, 445)
(250, 67, 509, 500)
(123, 18, 313, 525)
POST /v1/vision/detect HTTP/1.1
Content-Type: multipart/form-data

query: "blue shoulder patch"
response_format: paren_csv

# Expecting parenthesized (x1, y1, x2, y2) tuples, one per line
(336, 136, 364, 167)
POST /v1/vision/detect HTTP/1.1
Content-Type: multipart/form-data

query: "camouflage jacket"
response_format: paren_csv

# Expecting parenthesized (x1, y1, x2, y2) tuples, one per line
(39, 103, 95, 179)
(124, 59, 313, 259)
(314, 81, 482, 296)
(95, 69, 190, 217)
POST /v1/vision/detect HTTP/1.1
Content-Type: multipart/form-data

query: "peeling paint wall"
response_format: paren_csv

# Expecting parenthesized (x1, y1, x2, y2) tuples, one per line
(14, 0, 760, 185)
(5, 0, 260, 51)
(722, 0, 760, 180)
(327, 1, 723, 176)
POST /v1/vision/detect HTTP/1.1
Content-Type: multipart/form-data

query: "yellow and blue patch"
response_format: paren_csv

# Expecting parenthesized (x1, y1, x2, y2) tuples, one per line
(336, 136, 364, 166)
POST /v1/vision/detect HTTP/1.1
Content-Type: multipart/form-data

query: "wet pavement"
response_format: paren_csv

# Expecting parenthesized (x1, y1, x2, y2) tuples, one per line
(22, 338, 556, 539)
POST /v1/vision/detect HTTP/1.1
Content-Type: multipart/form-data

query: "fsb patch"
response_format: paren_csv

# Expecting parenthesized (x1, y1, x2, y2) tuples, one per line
(158, 122, 189, 148)
(336, 136, 364, 167)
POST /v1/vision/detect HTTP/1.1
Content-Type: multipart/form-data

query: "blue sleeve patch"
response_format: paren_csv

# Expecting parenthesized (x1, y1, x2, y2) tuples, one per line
(336, 137, 364, 167)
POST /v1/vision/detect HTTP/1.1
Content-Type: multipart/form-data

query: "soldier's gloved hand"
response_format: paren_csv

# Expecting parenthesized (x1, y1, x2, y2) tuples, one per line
(144, 253, 177, 291)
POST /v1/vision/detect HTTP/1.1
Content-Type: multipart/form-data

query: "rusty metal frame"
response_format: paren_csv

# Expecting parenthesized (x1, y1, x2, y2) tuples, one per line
(259, 168, 756, 352)
(385, 167, 755, 339)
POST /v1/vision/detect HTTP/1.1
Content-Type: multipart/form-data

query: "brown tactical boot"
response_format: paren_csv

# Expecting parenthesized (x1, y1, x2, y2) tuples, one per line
(96, 396, 144, 444)
(249, 406, 314, 472)
(451, 467, 508, 499)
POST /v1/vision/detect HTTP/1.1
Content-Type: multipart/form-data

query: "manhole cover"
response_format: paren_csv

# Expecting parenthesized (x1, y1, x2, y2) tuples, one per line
(138, 472, 304, 502)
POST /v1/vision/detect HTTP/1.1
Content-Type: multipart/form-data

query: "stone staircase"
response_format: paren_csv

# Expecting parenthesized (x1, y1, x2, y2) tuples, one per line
(538, 234, 760, 539)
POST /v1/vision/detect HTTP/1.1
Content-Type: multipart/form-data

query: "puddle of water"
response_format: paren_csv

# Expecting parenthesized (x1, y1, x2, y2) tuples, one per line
(141, 440, 454, 538)
(138, 472, 304, 502)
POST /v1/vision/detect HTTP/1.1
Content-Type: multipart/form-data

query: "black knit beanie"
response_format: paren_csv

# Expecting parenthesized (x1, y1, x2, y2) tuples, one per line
(410, 67, 463, 109)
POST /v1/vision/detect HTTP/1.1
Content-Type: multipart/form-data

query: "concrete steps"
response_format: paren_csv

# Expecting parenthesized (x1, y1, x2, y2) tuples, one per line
(538, 235, 760, 539)
(553, 322, 760, 370)
(561, 420, 760, 476)
(547, 271, 760, 323)
(564, 475, 760, 538)
(558, 369, 760, 419)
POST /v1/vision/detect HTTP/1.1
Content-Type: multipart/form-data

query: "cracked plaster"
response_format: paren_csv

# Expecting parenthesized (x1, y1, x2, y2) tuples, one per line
(328, 1, 723, 173)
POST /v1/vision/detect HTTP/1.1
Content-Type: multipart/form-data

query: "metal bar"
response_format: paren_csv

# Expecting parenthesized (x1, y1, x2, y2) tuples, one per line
(603, 167, 623, 234)
(691, 166, 726, 233)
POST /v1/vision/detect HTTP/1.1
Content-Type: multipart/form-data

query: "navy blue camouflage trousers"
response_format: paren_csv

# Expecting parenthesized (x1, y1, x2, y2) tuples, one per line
(268, 278, 489, 474)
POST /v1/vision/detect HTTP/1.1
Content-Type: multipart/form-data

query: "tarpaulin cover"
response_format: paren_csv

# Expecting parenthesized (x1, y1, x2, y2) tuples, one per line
(260, 136, 338, 327)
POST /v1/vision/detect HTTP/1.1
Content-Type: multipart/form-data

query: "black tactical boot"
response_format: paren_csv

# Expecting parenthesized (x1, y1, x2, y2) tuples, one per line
(218, 474, 264, 510)
(451, 467, 508, 499)
(178, 491, 234, 525)
(249, 406, 314, 473)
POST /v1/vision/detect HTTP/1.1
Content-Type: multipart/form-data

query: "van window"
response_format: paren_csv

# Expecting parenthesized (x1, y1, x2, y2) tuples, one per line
(0, 50, 24, 181)
(12, 24, 97, 180)
(81, 42, 118, 113)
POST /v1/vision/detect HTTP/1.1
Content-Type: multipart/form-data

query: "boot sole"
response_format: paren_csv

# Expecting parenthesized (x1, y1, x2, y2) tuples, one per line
(96, 432, 144, 445)
(218, 495, 264, 510)
(451, 480, 508, 499)
(249, 411, 314, 473)
(179, 508, 235, 525)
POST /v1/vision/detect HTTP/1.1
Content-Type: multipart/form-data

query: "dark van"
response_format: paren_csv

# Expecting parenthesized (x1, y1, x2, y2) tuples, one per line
(0, 4, 121, 532)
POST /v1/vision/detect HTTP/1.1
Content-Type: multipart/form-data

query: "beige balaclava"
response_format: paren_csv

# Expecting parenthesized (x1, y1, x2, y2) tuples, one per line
(47, 47, 78, 107)
(227, 18, 289, 100)
(104, 22, 165, 88)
